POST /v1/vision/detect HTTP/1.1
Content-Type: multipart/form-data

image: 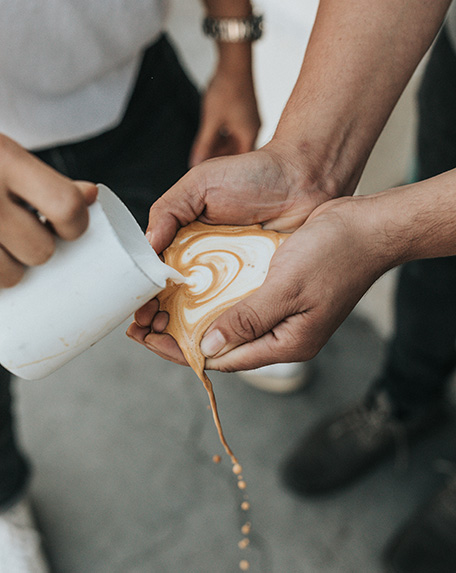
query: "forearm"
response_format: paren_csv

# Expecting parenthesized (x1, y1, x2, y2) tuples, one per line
(201, 0, 255, 76)
(350, 170, 456, 271)
(274, 0, 451, 197)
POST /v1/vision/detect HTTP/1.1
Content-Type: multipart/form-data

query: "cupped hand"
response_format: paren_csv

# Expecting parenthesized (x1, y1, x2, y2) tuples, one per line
(130, 195, 391, 370)
(0, 134, 97, 287)
(147, 139, 336, 255)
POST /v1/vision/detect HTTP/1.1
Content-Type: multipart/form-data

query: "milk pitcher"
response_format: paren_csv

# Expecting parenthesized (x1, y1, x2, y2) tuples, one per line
(0, 184, 182, 380)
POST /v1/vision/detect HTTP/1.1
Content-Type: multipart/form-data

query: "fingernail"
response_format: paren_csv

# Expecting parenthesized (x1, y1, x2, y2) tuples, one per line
(201, 329, 226, 357)
(145, 231, 152, 244)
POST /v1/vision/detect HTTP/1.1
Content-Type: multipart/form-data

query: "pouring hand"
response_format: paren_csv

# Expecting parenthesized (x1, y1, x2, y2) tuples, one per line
(0, 135, 97, 287)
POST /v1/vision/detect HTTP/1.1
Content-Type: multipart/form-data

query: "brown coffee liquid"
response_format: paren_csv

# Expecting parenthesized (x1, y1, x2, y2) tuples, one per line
(157, 222, 287, 570)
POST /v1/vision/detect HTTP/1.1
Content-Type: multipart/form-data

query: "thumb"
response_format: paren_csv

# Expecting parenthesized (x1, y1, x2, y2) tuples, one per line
(200, 277, 286, 359)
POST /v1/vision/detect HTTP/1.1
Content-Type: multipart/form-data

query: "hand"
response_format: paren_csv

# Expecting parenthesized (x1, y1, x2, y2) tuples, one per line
(199, 196, 387, 371)
(0, 134, 97, 287)
(147, 139, 340, 255)
(189, 66, 261, 166)
(130, 195, 390, 370)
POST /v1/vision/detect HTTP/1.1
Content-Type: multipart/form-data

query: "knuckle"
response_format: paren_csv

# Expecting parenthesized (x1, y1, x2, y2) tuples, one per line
(229, 304, 264, 342)
(49, 188, 87, 233)
(58, 188, 85, 220)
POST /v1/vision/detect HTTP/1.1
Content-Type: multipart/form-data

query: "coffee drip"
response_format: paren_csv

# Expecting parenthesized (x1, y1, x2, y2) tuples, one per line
(157, 221, 286, 462)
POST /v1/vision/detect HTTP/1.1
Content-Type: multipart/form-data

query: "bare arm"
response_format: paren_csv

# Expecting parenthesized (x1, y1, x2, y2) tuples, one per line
(147, 0, 451, 251)
(190, 0, 260, 165)
(132, 0, 454, 369)
(273, 0, 452, 197)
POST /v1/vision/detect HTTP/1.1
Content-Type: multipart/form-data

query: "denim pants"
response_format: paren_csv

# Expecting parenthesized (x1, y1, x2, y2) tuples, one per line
(0, 34, 200, 508)
(375, 25, 456, 414)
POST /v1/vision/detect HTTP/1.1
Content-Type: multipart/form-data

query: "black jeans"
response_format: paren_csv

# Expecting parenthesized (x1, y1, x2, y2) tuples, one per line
(374, 26, 456, 414)
(0, 34, 200, 508)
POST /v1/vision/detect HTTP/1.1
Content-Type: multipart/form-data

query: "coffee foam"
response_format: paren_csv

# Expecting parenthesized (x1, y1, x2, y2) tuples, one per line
(157, 222, 286, 461)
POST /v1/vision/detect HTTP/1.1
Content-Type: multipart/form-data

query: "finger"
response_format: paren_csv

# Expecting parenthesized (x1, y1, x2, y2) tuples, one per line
(2, 143, 95, 241)
(126, 322, 151, 344)
(0, 247, 25, 288)
(142, 331, 188, 366)
(206, 337, 290, 372)
(205, 311, 319, 372)
(27, 179, 94, 242)
(127, 323, 189, 366)
(0, 202, 56, 266)
(151, 311, 169, 333)
(146, 169, 206, 253)
(75, 181, 98, 206)
(199, 270, 298, 359)
(134, 298, 160, 327)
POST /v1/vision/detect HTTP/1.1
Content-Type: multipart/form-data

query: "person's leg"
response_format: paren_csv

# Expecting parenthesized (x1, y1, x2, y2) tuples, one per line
(374, 22, 456, 417)
(374, 257, 456, 417)
(282, 25, 456, 497)
(0, 368, 49, 572)
(0, 368, 29, 509)
(381, 25, 456, 573)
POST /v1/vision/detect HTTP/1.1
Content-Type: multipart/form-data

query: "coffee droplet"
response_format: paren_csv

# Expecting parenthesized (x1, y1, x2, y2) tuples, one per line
(241, 501, 250, 511)
(239, 560, 250, 571)
(212, 454, 221, 464)
(238, 537, 250, 549)
(241, 522, 251, 536)
(238, 480, 247, 490)
(232, 463, 242, 475)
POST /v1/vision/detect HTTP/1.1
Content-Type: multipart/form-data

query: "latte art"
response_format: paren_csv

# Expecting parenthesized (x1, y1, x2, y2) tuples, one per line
(181, 235, 279, 326)
(157, 222, 287, 461)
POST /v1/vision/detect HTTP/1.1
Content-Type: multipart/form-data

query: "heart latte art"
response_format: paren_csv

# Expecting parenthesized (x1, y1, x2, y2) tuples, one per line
(157, 222, 286, 462)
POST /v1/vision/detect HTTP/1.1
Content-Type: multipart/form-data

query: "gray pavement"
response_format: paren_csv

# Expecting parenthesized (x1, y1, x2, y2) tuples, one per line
(15, 312, 456, 573)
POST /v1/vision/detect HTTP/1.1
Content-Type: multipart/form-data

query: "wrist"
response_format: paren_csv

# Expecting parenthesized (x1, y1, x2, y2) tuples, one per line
(215, 42, 253, 77)
(365, 173, 456, 265)
(273, 103, 371, 202)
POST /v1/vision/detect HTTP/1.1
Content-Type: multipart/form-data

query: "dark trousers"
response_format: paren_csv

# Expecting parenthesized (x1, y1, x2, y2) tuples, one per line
(375, 26, 456, 414)
(0, 34, 200, 508)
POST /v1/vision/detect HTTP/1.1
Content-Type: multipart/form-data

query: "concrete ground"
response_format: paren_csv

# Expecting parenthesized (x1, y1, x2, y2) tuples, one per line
(13, 1, 456, 572)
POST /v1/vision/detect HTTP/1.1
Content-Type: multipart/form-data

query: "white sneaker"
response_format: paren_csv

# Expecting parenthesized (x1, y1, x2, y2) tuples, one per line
(238, 362, 310, 394)
(0, 498, 49, 573)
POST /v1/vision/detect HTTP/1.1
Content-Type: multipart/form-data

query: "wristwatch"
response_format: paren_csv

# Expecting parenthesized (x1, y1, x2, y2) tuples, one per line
(202, 14, 264, 43)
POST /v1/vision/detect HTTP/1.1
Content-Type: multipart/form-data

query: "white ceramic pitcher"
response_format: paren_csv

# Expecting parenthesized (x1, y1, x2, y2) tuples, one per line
(0, 184, 182, 380)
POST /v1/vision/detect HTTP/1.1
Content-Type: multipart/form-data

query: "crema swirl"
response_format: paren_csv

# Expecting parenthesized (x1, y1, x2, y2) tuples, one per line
(157, 221, 286, 461)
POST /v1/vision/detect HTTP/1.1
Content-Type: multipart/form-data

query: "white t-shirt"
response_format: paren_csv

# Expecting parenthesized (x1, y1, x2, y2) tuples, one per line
(0, 0, 169, 149)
